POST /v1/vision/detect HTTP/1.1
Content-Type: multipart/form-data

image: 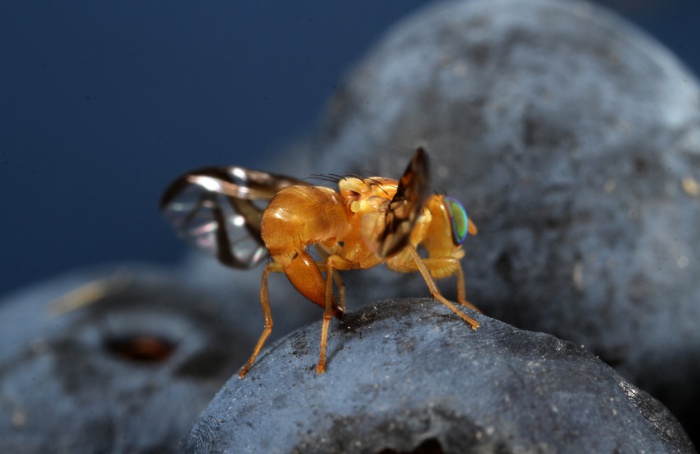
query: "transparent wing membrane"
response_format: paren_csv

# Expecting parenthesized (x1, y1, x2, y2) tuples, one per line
(160, 166, 308, 268)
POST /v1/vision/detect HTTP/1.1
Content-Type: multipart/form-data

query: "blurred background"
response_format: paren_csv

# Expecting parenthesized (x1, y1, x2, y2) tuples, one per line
(1, 0, 698, 297)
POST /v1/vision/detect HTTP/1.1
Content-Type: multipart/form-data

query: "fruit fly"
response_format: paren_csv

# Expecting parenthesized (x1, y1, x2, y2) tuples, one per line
(160, 147, 480, 378)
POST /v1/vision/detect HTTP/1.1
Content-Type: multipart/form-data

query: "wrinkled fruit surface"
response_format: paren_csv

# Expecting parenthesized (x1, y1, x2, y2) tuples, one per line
(183, 298, 694, 454)
(298, 0, 700, 443)
(0, 266, 248, 453)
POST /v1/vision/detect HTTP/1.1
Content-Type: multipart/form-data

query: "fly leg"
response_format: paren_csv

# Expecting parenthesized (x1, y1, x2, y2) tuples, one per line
(239, 262, 284, 378)
(314, 246, 346, 314)
(316, 255, 352, 373)
(403, 246, 480, 330)
(450, 260, 480, 313)
(316, 262, 346, 313)
(404, 255, 481, 313)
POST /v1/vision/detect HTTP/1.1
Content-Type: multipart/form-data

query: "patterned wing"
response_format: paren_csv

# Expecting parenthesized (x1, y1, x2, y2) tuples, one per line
(375, 147, 431, 258)
(160, 166, 308, 268)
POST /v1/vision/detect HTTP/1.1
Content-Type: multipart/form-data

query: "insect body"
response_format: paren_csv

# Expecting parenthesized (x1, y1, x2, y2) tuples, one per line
(161, 148, 479, 378)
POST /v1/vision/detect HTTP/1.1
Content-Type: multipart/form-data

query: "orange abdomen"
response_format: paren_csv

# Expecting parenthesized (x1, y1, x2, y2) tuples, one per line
(261, 185, 349, 310)
(262, 186, 349, 260)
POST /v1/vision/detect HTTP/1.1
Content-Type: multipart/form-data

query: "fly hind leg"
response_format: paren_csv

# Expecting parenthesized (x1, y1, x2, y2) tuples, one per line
(239, 262, 284, 378)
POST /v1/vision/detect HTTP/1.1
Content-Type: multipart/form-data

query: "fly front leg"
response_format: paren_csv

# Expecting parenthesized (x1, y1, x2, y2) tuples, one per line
(316, 255, 352, 373)
(449, 260, 480, 313)
(403, 246, 480, 330)
(239, 262, 284, 378)
(410, 256, 481, 313)
(388, 252, 481, 314)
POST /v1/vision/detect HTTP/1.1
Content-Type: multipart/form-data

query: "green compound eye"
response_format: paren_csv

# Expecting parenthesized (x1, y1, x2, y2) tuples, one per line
(444, 196, 469, 245)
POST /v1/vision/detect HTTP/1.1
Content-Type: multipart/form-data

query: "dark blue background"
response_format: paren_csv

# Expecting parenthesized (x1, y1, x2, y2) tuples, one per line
(1, 0, 698, 296)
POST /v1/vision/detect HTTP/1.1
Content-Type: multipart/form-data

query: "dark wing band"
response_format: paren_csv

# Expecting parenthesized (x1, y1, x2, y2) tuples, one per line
(377, 147, 430, 258)
(160, 166, 308, 268)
